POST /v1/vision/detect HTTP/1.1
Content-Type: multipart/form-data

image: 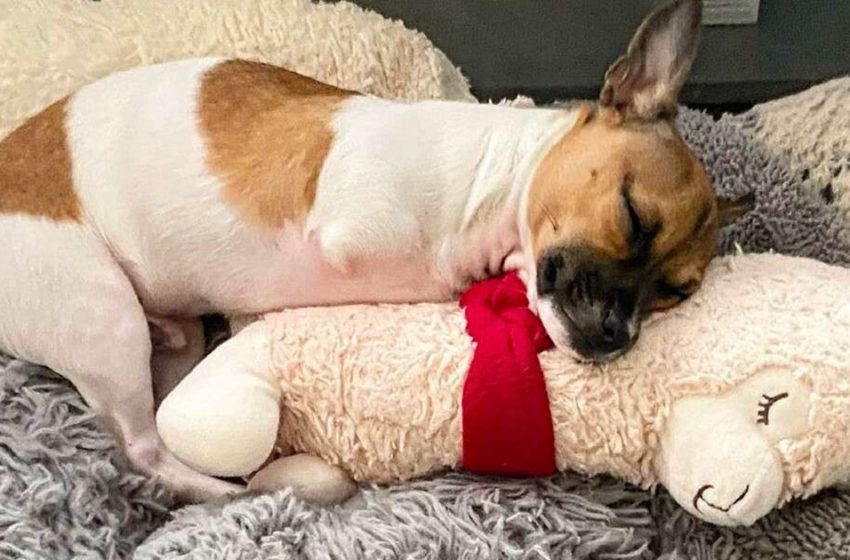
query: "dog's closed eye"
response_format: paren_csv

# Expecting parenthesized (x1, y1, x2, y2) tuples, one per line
(621, 182, 659, 258)
(655, 278, 697, 302)
(622, 186, 643, 241)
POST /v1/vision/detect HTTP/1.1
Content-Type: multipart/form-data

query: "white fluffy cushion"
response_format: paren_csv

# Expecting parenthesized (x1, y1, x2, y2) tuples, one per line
(0, 0, 473, 137)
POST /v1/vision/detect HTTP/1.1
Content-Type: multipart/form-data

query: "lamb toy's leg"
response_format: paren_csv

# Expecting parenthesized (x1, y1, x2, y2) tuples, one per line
(156, 321, 282, 480)
(155, 320, 358, 505)
(248, 453, 358, 506)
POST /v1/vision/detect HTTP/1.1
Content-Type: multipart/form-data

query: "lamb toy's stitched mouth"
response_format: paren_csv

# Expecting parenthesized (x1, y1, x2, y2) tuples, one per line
(693, 484, 750, 513)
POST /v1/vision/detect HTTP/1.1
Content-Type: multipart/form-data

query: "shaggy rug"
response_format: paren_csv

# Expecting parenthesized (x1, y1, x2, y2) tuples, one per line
(2, 88, 850, 559)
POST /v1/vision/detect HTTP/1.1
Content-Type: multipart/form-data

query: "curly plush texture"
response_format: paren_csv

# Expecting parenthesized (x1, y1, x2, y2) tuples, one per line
(0, 0, 473, 139)
(271, 304, 469, 483)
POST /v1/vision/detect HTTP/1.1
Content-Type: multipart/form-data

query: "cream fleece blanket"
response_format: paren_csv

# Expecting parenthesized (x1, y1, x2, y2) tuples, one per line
(0, 0, 473, 139)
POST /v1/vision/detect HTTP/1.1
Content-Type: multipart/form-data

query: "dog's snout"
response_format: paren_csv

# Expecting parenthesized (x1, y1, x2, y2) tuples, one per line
(536, 249, 641, 362)
(557, 293, 638, 362)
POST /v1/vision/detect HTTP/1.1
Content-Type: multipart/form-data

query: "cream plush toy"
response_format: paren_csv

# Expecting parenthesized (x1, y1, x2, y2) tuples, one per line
(157, 253, 850, 526)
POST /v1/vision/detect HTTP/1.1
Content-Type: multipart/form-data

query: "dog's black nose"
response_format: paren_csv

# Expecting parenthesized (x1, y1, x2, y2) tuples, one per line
(571, 302, 637, 361)
(601, 306, 632, 349)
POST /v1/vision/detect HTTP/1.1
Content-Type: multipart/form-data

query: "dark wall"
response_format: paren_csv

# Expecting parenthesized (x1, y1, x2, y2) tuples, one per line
(348, 1, 850, 105)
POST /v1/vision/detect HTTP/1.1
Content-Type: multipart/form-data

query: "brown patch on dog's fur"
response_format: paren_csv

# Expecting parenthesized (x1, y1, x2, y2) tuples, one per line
(0, 98, 80, 221)
(528, 104, 716, 301)
(199, 60, 353, 228)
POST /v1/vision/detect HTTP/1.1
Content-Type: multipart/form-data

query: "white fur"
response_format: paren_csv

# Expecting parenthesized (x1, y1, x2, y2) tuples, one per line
(68, 58, 228, 313)
(0, 213, 242, 501)
(512, 110, 582, 348)
(0, 216, 122, 368)
(514, 110, 581, 309)
(66, 57, 315, 314)
(536, 299, 575, 358)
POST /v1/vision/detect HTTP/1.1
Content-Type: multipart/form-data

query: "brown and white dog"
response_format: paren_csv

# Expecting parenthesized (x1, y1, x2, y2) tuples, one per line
(0, 0, 747, 501)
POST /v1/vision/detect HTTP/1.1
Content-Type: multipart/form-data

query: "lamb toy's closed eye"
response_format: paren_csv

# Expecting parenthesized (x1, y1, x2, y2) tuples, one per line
(157, 253, 850, 526)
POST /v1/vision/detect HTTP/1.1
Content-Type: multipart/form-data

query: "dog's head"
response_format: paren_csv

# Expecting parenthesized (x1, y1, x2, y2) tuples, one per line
(525, 0, 752, 361)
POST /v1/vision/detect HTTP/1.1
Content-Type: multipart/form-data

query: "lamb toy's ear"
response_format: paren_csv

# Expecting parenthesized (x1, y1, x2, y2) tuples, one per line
(655, 368, 812, 526)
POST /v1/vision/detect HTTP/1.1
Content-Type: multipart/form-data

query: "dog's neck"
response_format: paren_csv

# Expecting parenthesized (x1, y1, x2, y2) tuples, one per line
(313, 98, 581, 297)
(418, 101, 580, 292)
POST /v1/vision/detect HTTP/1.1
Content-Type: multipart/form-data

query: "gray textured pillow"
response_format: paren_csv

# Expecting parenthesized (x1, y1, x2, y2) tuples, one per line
(677, 107, 850, 265)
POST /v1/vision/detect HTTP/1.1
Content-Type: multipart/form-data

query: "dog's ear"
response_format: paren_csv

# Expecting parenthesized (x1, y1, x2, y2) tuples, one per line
(600, 0, 702, 120)
(717, 192, 756, 227)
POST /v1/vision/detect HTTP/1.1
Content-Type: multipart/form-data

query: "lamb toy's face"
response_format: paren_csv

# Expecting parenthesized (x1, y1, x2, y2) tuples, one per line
(656, 368, 813, 526)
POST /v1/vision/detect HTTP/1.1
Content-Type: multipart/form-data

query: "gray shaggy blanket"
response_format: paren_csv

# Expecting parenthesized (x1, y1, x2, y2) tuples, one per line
(3, 83, 850, 560)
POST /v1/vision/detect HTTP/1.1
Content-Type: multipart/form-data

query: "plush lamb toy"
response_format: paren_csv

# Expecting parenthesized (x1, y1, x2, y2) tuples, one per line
(157, 253, 850, 526)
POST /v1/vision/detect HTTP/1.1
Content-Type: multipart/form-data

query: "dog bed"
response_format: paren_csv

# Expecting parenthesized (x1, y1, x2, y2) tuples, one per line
(0, 0, 473, 138)
(2, 1, 850, 558)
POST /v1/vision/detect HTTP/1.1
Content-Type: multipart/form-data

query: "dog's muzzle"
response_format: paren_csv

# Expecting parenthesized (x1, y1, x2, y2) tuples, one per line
(536, 251, 641, 362)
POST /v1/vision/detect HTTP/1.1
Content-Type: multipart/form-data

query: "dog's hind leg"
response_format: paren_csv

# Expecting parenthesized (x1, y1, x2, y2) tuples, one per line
(0, 218, 241, 503)
(149, 315, 208, 408)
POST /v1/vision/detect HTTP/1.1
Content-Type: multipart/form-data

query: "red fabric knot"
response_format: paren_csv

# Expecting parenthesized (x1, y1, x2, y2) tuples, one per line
(459, 272, 557, 477)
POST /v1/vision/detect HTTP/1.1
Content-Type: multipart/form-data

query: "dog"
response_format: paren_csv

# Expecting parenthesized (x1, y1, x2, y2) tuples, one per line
(0, 0, 749, 502)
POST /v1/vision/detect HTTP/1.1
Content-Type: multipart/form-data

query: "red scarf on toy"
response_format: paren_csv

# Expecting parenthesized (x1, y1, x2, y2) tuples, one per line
(459, 272, 557, 477)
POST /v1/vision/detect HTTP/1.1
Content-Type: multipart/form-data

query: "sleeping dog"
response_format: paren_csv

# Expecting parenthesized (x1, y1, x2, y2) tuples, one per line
(0, 0, 747, 501)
